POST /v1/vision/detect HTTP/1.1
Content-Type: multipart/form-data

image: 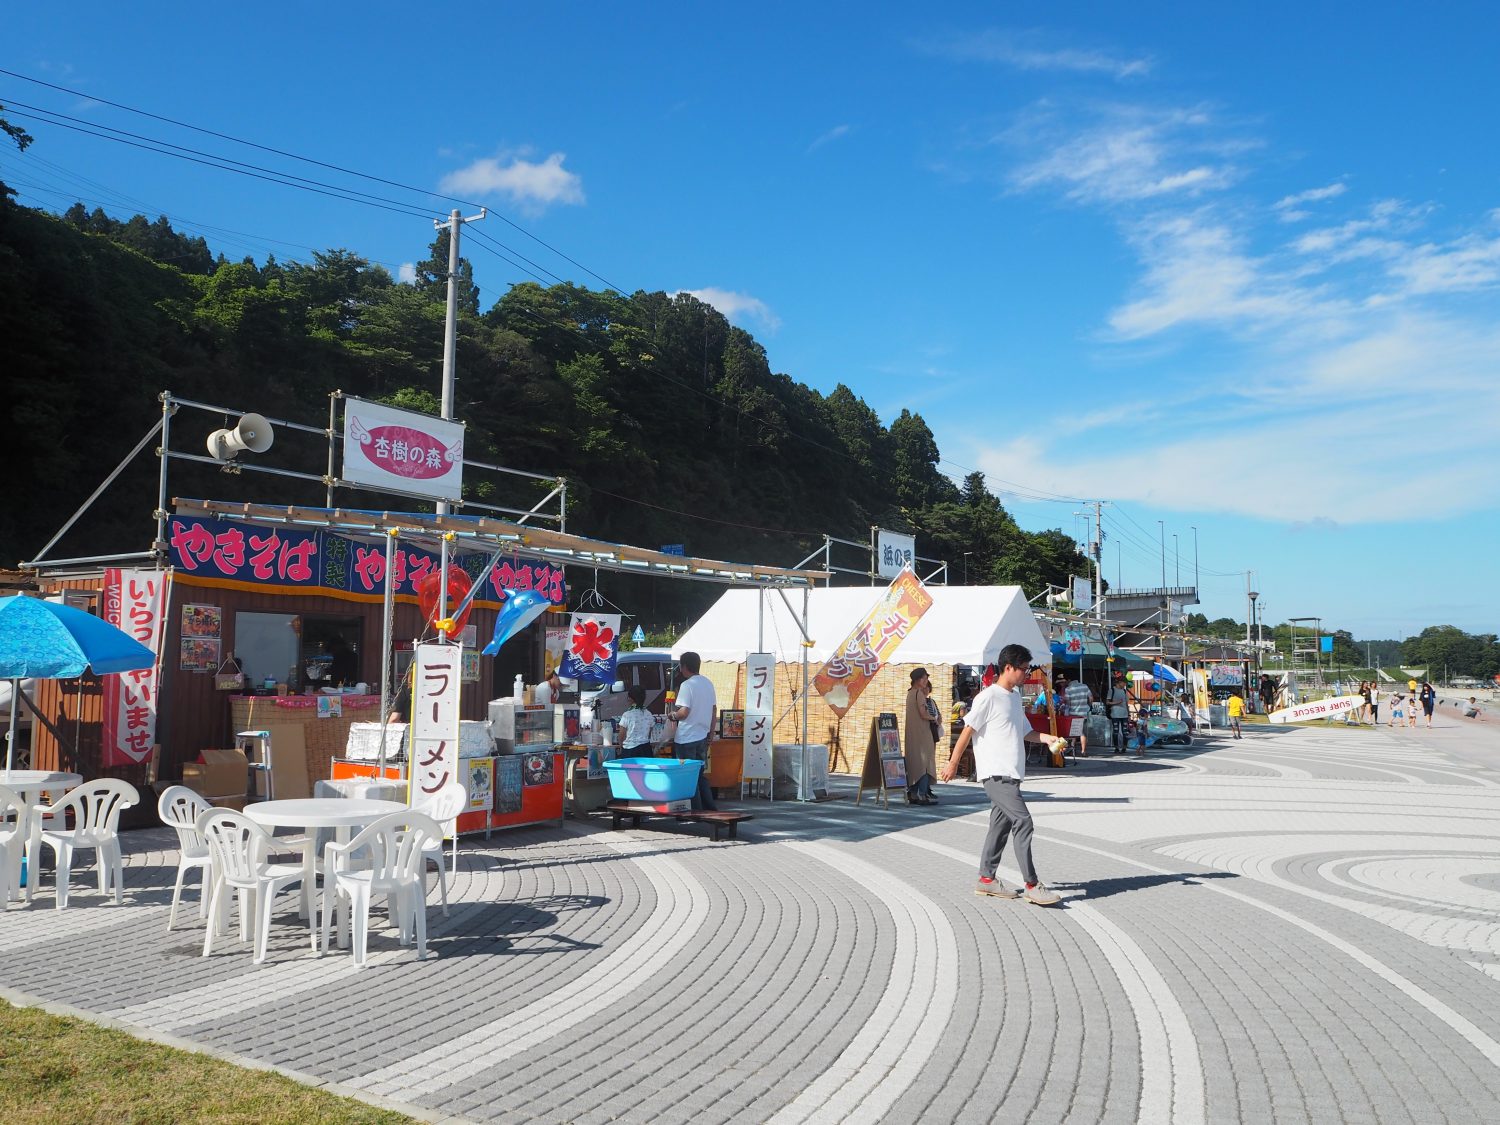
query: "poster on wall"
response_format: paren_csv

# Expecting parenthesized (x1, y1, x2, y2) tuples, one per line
(742, 652, 775, 781)
(495, 755, 523, 813)
(466, 757, 494, 812)
(408, 643, 461, 815)
(181, 603, 222, 639)
(544, 626, 567, 678)
(179, 636, 220, 672)
(522, 751, 554, 787)
(100, 568, 167, 768)
(461, 650, 480, 683)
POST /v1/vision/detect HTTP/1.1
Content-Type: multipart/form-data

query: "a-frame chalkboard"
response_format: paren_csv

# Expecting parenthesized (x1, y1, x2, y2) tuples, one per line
(855, 712, 907, 807)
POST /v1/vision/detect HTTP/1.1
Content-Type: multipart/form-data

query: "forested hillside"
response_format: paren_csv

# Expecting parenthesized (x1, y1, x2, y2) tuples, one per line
(1, 198, 1087, 621)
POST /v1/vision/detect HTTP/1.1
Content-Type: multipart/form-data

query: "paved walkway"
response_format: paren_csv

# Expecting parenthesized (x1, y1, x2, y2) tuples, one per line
(5, 714, 1500, 1124)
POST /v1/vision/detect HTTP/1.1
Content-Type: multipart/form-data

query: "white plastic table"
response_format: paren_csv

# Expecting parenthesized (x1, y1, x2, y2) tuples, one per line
(2, 770, 83, 840)
(244, 797, 407, 918)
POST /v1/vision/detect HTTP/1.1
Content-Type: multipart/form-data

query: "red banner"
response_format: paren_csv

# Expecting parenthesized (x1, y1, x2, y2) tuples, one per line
(101, 568, 167, 767)
(813, 569, 933, 717)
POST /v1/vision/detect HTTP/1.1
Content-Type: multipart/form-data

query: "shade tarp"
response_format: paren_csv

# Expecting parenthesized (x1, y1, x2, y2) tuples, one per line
(1049, 639, 1154, 671)
(673, 585, 1049, 667)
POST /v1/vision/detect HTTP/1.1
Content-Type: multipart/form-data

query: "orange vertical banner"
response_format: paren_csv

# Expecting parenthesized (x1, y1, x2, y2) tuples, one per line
(813, 569, 934, 716)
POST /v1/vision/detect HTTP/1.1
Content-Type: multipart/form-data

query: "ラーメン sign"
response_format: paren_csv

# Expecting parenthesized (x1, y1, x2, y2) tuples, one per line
(342, 396, 464, 502)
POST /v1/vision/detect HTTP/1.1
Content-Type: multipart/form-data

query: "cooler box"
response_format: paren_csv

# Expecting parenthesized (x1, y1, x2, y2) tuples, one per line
(604, 757, 702, 802)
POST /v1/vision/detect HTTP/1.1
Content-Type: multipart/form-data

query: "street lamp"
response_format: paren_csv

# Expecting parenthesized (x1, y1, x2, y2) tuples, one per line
(1190, 525, 1199, 591)
(963, 551, 972, 585)
(1157, 520, 1166, 589)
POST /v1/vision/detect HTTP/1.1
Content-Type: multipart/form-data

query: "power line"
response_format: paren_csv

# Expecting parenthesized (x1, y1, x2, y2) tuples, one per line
(2, 100, 441, 220)
(2, 66, 630, 294)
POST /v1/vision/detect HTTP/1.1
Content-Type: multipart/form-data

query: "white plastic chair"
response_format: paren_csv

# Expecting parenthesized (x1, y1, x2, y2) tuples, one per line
(26, 778, 139, 909)
(320, 810, 442, 968)
(0, 784, 27, 905)
(197, 809, 314, 964)
(421, 786, 467, 916)
(157, 785, 213, 930)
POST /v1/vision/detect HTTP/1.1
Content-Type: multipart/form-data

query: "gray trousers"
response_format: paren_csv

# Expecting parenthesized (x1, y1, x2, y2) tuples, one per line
(979, 777, 1037, 886)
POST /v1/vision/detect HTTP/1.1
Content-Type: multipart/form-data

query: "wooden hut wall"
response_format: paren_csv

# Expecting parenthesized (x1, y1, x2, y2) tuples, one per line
(31, 574, 510, 784)
(702, 659, 959, 779)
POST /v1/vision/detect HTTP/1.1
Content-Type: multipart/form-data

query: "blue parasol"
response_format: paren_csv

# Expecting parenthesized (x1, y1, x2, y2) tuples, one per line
(1, 595, 156, 774)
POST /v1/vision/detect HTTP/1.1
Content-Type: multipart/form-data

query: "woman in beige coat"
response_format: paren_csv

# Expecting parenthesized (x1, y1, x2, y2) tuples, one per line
(905, 667, 940, 804)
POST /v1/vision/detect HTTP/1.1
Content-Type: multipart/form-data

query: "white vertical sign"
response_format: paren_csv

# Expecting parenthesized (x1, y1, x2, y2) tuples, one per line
(409, 643, 462, 814)
(743, 652, 775, 781)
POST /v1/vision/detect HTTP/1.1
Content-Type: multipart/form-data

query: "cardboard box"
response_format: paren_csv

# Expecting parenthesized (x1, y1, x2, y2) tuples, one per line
(182, 748, 251, 804)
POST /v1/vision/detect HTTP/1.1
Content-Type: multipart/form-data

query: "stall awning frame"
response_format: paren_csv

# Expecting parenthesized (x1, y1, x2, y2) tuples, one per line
(172, 499, 831, 588)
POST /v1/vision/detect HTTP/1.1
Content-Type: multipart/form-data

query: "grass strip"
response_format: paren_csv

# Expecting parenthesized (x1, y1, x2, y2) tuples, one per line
(0, 999, 414, 1124)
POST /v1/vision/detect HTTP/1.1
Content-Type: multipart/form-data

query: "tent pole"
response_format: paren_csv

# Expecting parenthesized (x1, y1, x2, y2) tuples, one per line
(800, 585, 810, 801)
(377, 529, 397, 780)
(5, 676, 16, 775)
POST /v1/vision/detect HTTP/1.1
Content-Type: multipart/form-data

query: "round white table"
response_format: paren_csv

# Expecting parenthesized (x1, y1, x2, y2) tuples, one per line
(244, 798, 407, 918)
(2, 770, 83, 833)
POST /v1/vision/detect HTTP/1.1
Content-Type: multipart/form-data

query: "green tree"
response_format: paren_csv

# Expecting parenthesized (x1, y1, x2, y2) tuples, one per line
(411, 229, 479, 315)
(0, 104, 33, 202)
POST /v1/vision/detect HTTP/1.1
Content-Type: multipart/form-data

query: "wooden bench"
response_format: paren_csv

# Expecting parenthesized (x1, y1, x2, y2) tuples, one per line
(604, 801, 753, 841)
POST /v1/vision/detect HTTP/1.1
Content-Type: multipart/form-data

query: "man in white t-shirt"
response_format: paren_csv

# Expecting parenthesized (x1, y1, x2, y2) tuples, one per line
(941, 643, 1061, 906)
(670, 651, 718, 810)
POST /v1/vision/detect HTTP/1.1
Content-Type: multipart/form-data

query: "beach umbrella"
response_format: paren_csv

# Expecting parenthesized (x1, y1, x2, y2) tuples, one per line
(1152, 662, 1184, 684)
(0, 595, 155, 774)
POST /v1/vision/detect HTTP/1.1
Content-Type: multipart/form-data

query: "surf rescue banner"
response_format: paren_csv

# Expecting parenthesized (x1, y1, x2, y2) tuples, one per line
(1267, 695, 1363, 724)
(812, 568, 934, 717)
(100, 568, 166, 767)
(168, 515, 566, 607)
(342, 396, 464, 502)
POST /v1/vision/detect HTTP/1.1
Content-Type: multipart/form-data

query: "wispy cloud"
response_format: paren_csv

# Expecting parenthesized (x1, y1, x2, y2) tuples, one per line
(439, 150, 584, 214)
(673, 287, 782, 332)
(808, 124, 852, 153)
(1274, 181, 1347, 217)
(917, 29, 1152, 79)
(951, 95, 1500, 525)
(1005, 104, 1244, 205)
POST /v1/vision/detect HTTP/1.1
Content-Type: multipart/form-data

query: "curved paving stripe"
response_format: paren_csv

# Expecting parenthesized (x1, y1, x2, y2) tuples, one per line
(1205, 755, 1314, 780)
(348, 831, 710, 1099)
(1045, 833, 1500, 1070)
(890, 830, 1204, 1125)
(766, 841, 958, 1125)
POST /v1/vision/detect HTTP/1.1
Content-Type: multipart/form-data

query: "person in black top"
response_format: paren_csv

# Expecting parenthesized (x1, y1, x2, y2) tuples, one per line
(328, 634, 358, 687)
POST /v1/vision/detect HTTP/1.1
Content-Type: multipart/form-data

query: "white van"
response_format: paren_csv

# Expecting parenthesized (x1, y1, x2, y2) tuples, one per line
(579, 649, 677, 728)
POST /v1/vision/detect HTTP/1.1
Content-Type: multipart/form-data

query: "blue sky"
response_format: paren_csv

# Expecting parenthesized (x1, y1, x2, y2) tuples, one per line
(5, 2, 1498, 640)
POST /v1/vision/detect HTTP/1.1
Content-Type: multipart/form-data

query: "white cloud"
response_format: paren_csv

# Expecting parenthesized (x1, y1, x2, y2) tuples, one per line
(673, 287, 781, 331)
(808, 124, 852, 153)
(439, 151, 584, 213)
(918, 29, 1152, 79)
(397, 262, 417, 284)
(1007, 105, 1242, 205)
(1274, 182, 1347, 216)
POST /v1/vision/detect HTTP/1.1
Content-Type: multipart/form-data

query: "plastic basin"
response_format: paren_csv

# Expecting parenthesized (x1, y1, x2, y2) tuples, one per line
(604, 757, 702, 802)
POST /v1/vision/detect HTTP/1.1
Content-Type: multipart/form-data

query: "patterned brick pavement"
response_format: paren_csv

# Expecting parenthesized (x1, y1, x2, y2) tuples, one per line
(5, 713, 1500, 1124)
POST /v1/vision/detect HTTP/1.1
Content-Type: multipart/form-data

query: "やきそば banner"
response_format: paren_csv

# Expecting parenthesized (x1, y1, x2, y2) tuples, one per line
(168, 515, 566, 607)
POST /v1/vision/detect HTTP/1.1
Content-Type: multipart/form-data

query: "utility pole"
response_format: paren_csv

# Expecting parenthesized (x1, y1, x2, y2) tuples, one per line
(1089, 500, 1107, 616)
(433, 206, 487, 638)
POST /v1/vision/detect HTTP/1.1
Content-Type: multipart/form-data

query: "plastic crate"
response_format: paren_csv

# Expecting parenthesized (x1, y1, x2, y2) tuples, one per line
(604, 757, 702, 802)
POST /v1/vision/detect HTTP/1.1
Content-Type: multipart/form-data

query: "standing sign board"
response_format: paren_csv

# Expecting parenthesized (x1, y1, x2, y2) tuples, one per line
(813, 569, 934, 716)
(409, 643, 462, 818)
(856, 713, 907, 806)
(342, 396, 464, 502)
(743, 652, 775, 784)
(100, 568, 166, 768)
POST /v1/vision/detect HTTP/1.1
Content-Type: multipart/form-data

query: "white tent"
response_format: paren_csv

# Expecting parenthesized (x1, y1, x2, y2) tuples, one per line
(673, 585, 1049, 667)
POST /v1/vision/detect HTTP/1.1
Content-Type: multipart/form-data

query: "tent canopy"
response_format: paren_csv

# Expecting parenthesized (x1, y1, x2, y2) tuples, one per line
(673, 585, 1049, 667)
(1048, 639, 1154, 671)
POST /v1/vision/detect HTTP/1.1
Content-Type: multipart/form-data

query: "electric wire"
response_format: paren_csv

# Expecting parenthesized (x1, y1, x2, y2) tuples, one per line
(2, 66, 630, 294)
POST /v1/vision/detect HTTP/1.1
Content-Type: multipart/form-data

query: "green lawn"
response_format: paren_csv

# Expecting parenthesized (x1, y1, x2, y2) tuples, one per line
(0, 1001, 414, 1124)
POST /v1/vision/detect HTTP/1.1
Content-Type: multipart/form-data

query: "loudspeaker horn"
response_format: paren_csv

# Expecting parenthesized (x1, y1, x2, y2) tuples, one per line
(206, 412, 275, 460)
